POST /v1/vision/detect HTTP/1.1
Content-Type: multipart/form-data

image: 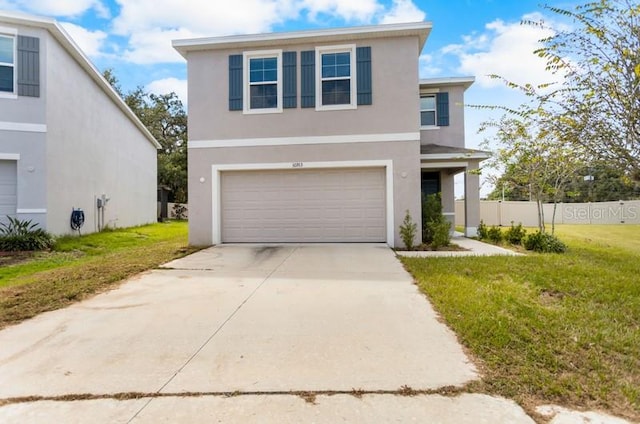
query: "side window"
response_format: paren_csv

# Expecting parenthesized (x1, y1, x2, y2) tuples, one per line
(420, 95, 436, 126)
(243, 50, 282, 114)
(315, 45, 356, 110)
(0, 34, 15, 95)
(420, 93, 449, 127)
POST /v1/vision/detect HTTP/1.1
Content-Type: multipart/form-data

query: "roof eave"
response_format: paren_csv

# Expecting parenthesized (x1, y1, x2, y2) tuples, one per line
(420, 77, 476, 91)
(172, 21, 432, 58)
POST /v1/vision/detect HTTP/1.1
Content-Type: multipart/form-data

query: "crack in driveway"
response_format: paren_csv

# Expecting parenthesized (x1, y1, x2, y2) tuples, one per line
(0, 385, 468, 407)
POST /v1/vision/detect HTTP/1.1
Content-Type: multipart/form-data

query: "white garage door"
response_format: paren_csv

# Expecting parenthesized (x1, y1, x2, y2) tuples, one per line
(0, 160, 18, 225)
(221, 167, 386, 243)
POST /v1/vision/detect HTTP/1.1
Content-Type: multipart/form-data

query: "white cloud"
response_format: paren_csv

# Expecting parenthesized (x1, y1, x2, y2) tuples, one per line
(2, 0, 109, 18)
(301, 0, 382, 22)
(59, 22, 108, 58)
(445, 13, 559, 89)
(419, 53, 442, 77)
(146, 77, 188, 104)
(124, 28, 200, 65)
(379, 0, 425, 24)
(110, 0, 426, 65)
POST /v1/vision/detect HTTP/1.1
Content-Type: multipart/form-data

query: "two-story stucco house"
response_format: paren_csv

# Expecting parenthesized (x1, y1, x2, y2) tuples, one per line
(173, 22, 487, 247)
(0, 11, 160, 235)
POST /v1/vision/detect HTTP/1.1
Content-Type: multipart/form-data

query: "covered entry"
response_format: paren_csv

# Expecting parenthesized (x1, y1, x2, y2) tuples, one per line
(219, 167, 387, 243)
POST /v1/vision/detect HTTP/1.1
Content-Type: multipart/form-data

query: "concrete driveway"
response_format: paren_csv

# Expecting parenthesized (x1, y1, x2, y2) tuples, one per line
(0, 244, 534, 423)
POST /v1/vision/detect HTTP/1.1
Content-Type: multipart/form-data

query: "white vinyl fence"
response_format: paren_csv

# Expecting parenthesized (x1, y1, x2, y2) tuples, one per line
(456, 200, 640, 227)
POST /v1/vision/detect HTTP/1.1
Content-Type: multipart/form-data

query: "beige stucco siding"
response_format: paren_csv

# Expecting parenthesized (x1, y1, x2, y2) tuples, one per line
(187, 36, 420, 141)
(188, 140, 421, 247)
(419, 85, 466, 148)
(45, 32, 157, 235)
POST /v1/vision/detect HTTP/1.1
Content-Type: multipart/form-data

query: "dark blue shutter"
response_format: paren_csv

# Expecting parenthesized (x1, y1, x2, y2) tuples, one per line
(436, 92, 449, 126)
(228, 54, 243, 111)
(300, 50, 315, 108)
(282, 51, 297, 108)
(356, 46, 372, 105)
(17, 36, 39, 97)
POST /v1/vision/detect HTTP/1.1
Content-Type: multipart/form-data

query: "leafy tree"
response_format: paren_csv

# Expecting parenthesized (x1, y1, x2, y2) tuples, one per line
(489, 161, 640, 202)
(564, 162, 640, 202)
(526, 0, 639, 181)
(103, 70, 188, 202)
(481, 117, 585, 233)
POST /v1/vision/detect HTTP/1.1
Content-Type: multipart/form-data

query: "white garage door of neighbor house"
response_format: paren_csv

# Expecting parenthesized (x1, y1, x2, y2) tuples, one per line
(221, 167, 387, 243)
(0, 160, 18, 225)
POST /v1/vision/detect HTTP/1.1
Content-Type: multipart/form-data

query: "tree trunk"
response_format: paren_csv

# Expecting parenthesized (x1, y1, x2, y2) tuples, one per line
(536, 199, 546, 233)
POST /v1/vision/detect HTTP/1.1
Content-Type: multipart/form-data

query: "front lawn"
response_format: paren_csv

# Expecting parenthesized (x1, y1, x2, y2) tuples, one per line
(0, 221, 197, 329)
(401, 225, 640, 421)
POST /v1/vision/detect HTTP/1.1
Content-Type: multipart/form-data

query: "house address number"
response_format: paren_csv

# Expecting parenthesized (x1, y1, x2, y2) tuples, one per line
(292, 162, 304, 168)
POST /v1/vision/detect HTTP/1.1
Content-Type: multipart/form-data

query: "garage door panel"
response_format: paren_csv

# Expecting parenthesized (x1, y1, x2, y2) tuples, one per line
(221, 168, 386, 243)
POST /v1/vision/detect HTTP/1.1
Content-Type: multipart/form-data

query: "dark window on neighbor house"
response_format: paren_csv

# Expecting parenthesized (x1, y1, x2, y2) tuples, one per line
(420, 95, 436, 126)
(249, 57, 278, 109)
(0, 34, 15, 93)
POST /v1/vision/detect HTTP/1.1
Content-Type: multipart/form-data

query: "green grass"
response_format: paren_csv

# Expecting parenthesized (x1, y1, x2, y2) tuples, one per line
(0, 221, 198, 329)
(401, 225, 640, 420)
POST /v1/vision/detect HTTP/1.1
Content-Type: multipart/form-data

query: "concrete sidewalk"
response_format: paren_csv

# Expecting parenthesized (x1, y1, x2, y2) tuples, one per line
(2, 244, 621, 423)
(397, 233, 521, 257)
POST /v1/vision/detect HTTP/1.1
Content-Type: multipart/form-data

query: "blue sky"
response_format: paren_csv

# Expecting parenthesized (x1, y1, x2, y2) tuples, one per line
(0, 0, 578, 194)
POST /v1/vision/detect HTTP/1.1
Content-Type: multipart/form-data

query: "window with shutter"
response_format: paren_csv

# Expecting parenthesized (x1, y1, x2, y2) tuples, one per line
(17, 35, 40, 97)
(356, 46, 372, 105)
(315, 44, 356, 111)
(300, 50, 315, 108)
(436, 92, 449, 126)
(242, 49, 283, 114)
(282, 51, 297, 108)
(228, 54, 243, 111)
(0, 33, 15, 96)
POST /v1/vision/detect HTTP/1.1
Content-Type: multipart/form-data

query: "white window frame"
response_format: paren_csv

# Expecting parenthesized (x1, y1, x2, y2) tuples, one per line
(0, 26, 18, 99)
(243, 49, 283, 115)
(315, 44, 357, 111)
(420, 94, 438, 128)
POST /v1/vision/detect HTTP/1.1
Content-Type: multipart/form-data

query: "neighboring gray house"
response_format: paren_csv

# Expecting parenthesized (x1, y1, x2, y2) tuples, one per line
(173, 22, 487, 247)
(0, 11, 160, 235)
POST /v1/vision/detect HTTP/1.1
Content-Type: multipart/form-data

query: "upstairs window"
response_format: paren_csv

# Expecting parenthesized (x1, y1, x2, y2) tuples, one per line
(420, 95, 436, 126)
(0, 34, 15, 94)
(243, 50, 282, 114)
(315, 45, 356, 110)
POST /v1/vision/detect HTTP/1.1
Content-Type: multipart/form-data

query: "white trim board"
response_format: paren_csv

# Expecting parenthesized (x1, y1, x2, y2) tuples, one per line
(191, 132, 419, 149)
(421, 152, 490, 160)
(0, 122, 47, 133)
(421, 161, 468, 169)
(211, 159, 395, 247)
(17, 209, 46, 214)
(0, 153, 20, 160)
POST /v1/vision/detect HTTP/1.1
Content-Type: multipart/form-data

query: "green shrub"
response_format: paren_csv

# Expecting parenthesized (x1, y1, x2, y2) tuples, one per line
(0, 216, 55, 251)
(523, 231, 567, 253)
(477, 220, 488, 240)
(399, 210, 417, 251)
(487, 225, 504, 244)
(422, 193, 443, 244)
(428, 219, 451, 249)
(504, 222, 527, 245)
(172, 203, 187, 220)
